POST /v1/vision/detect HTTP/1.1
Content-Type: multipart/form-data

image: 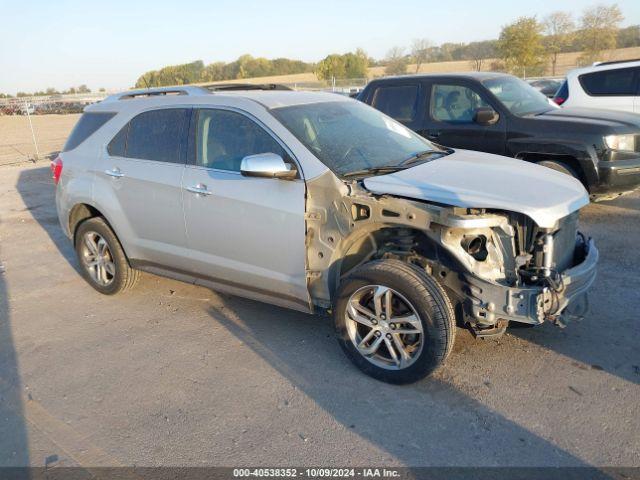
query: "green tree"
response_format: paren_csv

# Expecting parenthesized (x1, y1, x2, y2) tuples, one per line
(343, 49, 369, 78)
(617, 25, 640, 48)
(384, 47, 409, 75)
(316, 54, 347, 80)
(498, 16, 546, 77)
(543, 12, 575, 76)
(578, 4, 624, 64)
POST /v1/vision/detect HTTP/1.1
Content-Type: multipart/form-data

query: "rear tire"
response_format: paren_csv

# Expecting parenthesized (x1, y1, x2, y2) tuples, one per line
(334, 260, 455, 384)
(75, 217, 139, 295)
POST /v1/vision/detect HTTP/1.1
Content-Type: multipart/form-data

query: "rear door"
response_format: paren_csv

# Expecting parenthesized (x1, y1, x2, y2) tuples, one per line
(420, 80, 506, 154)
(181, 108, 308, 310)
(99, 107, 190, 266)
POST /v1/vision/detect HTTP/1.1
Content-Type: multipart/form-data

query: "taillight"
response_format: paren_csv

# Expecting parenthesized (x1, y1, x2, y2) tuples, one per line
(51, 156, 63, 184)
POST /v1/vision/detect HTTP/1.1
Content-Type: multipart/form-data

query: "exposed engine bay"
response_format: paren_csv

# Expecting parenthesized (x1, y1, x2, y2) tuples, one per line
(304, 171, 598, 334)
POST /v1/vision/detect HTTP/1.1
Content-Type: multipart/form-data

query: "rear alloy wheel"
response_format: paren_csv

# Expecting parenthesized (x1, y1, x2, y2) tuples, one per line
(334, 260, 455, 384)
(80, 231, 116, 287)
(75, 217, 139, 295)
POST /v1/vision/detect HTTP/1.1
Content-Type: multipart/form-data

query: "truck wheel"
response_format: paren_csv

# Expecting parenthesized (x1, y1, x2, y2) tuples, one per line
(334, 260, 455, 384)
(75, 217, 139, 295)
(537, 160, 579, 180)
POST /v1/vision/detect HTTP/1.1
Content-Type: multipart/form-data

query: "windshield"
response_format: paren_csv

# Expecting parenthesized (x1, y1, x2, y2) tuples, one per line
(483, 76, 557, 116)
(271, 100, 440, 176)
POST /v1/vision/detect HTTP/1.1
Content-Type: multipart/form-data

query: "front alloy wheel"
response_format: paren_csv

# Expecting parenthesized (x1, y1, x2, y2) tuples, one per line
(335, 260, 455, 384)
(346, 285, 424, 370)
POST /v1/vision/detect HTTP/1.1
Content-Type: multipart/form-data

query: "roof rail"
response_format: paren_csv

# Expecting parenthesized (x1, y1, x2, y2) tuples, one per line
(202, 83, 293, 92)
(594, 58, 640, 67)
(103, 86, 209, 102)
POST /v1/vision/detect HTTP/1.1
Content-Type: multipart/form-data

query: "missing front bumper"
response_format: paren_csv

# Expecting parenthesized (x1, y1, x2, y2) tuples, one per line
(463, 237, 598, 326)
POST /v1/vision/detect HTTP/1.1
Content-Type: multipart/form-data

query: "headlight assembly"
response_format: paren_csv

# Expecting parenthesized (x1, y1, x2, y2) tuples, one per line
(604, 134, 636, 152)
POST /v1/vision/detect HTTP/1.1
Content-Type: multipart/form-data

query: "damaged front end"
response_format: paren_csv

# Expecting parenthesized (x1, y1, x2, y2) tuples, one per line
(305, 171, 598, 334)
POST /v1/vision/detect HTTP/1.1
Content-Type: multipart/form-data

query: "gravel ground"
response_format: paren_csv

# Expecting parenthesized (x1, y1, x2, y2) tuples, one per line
(0, 114, 79, 166)
(0, 162, 638, 470)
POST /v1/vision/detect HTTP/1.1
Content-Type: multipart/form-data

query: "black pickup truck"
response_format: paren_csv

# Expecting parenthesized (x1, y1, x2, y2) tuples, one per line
(358, 73, 640, 200)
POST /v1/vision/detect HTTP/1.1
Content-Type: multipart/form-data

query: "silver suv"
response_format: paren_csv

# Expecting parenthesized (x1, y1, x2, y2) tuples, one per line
(54, 86, 598, 383)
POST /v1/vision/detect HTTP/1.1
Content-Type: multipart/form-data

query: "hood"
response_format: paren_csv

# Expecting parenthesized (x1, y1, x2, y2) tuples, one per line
(363, 150, 589, 228)
(538, 107, 640, 131)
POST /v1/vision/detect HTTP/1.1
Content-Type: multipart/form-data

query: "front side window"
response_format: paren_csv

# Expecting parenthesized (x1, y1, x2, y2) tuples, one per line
(483, 76, 555, 116)
(119, 108, 189, 163)
(371, 85, 420, 122)
(271, 100, 440, 176)
(64, 112, 116, 152)
(579, 67, 638, 96)
(430, 84, 489, 123)
(195, 109, 286, 171)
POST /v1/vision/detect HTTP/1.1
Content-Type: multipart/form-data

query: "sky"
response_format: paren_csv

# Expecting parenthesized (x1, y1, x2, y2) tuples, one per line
(1, 0, 639, 94)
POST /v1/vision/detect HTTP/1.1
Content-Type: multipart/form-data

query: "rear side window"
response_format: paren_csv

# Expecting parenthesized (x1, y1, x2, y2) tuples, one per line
(109, 108, 189, 163)
(63, 112, 116, 151)
(371, 85, 419, 122)
(579, 67, 639, 96)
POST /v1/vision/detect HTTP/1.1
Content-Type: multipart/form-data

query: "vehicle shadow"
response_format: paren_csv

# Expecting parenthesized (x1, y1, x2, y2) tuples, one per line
(0, 220, 31, 467)
(510, 192, 640, 386)
(205, 295, 611, 474)
(15, 165, 80, 274)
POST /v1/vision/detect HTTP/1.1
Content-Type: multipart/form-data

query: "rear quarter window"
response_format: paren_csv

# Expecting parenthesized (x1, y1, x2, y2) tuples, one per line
(63, 112, 116, 151)
(371, 84, 420, 122)
(579, 67, 638, 96)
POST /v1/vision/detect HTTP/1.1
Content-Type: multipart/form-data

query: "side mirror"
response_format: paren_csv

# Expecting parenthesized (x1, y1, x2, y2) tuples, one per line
(473, 107, 499, 126)
(240, 153, 297, 180)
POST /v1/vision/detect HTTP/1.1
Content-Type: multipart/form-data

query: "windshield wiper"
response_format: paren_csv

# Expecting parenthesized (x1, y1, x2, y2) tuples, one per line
(401, 150, 447, 166)
(342, 165, 408, 178)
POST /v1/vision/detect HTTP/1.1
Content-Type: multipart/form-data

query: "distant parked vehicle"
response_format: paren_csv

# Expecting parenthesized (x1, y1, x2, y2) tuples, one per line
(18, 104, 35, 115)
(554, 59, 640, 113)
(527, 78, 562, 98)
(358, 72, 640, 200)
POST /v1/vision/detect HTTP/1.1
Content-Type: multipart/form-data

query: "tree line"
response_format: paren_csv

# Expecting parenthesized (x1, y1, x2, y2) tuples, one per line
(2, 3, 637, 97)
(384, 4, 634, 76)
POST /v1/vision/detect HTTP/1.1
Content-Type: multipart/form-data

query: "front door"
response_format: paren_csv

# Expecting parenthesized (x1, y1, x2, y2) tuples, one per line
(181, 108, 308, 310)
(420, 82, 506, 155)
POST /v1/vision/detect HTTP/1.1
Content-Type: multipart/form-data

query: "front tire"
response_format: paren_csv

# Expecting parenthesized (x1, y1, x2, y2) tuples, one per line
(537, 160, 579, 180)
(75, 217, 139, 295)
(334, 260, 455, 384)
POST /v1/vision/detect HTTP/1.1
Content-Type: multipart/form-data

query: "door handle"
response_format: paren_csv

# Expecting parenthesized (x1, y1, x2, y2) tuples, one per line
(104, 168, 124, 178)
(426, 130, 441, 139)
(186, 184, 212, 196)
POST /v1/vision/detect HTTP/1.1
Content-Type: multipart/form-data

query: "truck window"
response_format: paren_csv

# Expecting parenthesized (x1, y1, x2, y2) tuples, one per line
(371, 85, 419, 122)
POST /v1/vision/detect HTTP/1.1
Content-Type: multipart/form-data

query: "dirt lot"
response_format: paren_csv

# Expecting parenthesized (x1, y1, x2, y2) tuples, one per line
(0, 114, 80, 166)
(0, 161, 639, 472)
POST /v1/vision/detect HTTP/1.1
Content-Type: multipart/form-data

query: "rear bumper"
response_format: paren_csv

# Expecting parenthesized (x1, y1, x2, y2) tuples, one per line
(463, 237, 598, 326)
(592, 158, 640, 197)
